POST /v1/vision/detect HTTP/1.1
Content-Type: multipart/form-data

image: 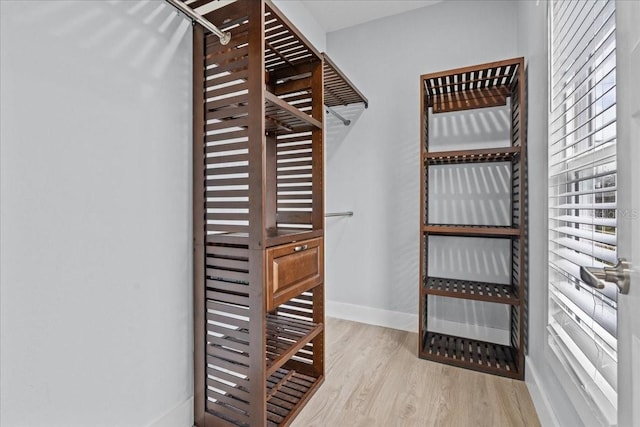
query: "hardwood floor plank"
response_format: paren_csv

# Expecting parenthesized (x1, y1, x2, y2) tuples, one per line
(291, 318, 540, 427)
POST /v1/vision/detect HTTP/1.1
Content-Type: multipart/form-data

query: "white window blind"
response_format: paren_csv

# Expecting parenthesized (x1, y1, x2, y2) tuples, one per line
(548, 0, 617, 424)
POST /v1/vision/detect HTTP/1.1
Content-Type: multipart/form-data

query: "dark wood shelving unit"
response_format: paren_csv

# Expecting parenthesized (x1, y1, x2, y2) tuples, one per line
(185, 1, 368, 425)
(192, 1, 324, 425)
(419, 57, 527, 379)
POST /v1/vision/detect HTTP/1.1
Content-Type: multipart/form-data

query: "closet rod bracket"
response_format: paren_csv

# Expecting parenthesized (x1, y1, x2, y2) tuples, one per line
(166, 0, 231, 45)
(325, 106, 350, 126)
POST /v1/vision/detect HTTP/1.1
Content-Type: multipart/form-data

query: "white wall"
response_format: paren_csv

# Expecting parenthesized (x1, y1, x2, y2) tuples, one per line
(273, 0, 326, 52)
(323, 1, 518, 332)
(1, 2, 193, 426)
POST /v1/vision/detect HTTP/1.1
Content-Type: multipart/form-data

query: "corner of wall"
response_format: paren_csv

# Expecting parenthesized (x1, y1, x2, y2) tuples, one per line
(147, 397, 194, 427)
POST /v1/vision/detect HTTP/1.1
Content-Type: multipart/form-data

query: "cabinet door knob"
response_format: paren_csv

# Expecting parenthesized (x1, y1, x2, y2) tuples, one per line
(293, 244, 308, 252)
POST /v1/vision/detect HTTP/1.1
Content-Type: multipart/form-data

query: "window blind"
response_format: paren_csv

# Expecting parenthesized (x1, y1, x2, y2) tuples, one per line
(548, 0, 617, 424)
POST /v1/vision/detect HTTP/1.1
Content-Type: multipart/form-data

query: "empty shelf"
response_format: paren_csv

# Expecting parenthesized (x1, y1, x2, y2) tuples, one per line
(422, 57, 522, 113)
(265, 91, 322, 133)
(266, 368, 323, 426)
(423, 224, 521, 237)
(420, 331, 519, 379)
(264, 2, 322, 72)
(323, 53, 368, 108)
(205, 229, 323, 247)
(424, 277, 519, 305)
(266, 314, 323, 377)
(425, 146, 520, 165)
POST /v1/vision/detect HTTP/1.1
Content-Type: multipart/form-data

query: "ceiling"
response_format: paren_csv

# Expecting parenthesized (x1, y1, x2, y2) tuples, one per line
(299, 0, 442, 33)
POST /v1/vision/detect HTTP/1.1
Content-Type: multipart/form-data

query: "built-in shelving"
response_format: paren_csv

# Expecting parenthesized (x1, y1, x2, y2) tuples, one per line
(419, 57, 527, 380)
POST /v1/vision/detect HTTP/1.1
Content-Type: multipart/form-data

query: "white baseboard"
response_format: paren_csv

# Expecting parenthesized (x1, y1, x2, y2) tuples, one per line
(525, 356, 560, 427)
(326, 300, 417, 332)
(427, 317, 510, 345)
(147, 396, 193, 427)
(326, 301, 511, 344)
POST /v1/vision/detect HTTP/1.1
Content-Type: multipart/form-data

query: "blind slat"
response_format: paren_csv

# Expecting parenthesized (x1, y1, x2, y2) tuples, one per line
(551, 185, 617, 198)
(553, 226, 616, 245)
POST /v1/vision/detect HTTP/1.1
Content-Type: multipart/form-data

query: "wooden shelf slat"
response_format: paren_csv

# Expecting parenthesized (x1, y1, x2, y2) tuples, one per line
(420, 331, 520, 379)
(425, 146, 520, 165)
(423, 224, 521, 237)
(265, 91, 322, 131)
(423, 277, 519, 305)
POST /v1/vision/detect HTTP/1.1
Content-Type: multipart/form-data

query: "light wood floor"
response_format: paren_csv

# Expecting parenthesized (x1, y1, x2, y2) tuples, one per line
(291, 318, 540, 427)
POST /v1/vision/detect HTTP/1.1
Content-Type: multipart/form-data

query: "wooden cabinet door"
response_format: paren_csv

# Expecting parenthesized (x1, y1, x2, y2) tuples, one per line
(266, 238, 323, 311)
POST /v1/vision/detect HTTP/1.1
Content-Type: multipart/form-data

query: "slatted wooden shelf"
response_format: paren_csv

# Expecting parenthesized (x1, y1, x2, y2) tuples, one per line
(206, 229, 323, 247)
(264, 2, 321, 73)
(423, 59, 520, 113)
(265, 228, 323, 247)
(420, 332, 520, 379)
(425, 146, 520, 165)
(265, 91, 322, 133)
(266, 368, 323, 427)
(266, 314, 323, 377)
(205, 367, 323, 427)
(423, 277, 519, 305)
(322, 53, 368, 108)
(423, 224, 521, 237)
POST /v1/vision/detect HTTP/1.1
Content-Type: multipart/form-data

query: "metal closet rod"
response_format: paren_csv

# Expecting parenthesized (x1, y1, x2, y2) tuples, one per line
(325, 106, 350, 126)
(325, 211, 354, 218)
(166, 0, 231, 45)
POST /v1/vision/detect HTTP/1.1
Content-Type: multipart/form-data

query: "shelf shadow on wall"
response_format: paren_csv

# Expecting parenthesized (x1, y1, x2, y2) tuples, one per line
(429, 104, 511, 152)
(9, 0, 192, 97)
(325, 103, 366, 149)
(428, 162, 511, 225)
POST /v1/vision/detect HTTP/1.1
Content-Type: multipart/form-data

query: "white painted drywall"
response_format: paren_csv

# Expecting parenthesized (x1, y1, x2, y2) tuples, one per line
(324, 1, 518, 334)
(1, 1, 193, 426)
(273, 0, 327, 52)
